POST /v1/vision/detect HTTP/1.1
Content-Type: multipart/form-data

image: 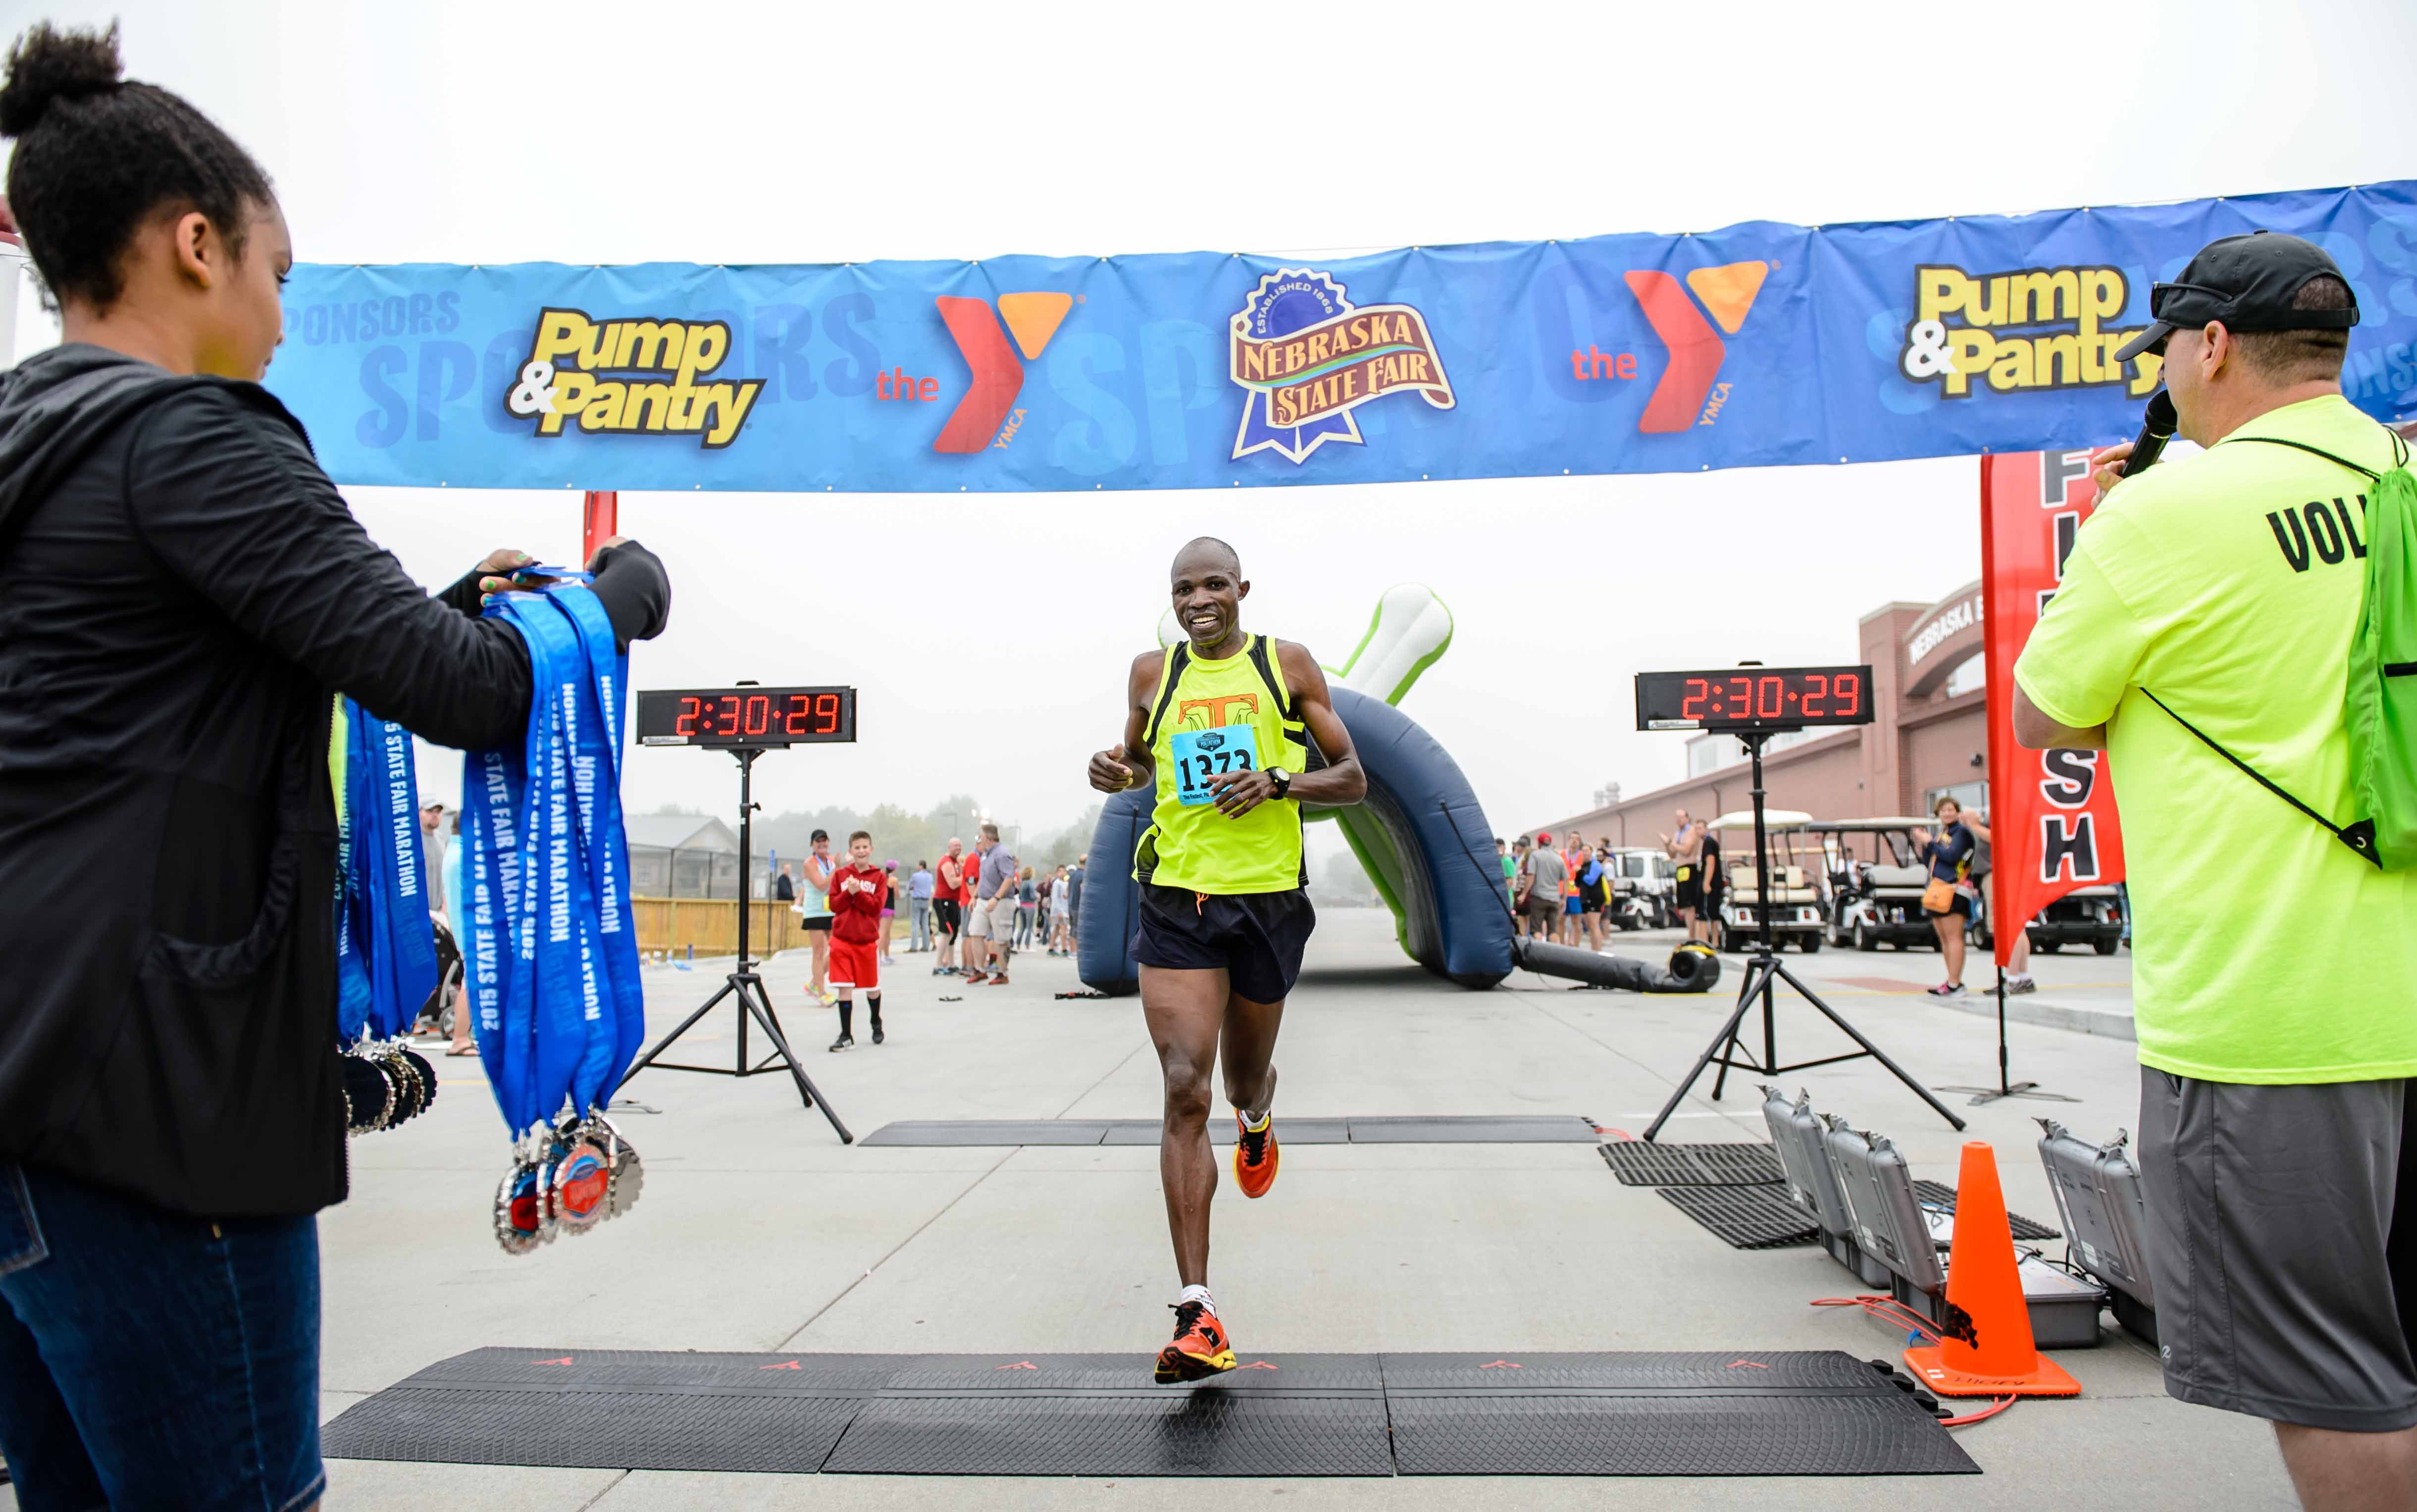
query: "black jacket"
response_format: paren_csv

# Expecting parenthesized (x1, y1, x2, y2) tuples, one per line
(0, 345, 670, 1218)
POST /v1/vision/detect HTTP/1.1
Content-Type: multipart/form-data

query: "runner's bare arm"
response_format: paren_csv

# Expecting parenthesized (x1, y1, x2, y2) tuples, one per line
(1205, 641, 1365, 818)
(1088, 650, 1165, 793)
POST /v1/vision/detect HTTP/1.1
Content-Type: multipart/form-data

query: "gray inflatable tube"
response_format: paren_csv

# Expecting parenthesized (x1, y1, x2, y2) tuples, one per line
(1077, 686, 1514, 995)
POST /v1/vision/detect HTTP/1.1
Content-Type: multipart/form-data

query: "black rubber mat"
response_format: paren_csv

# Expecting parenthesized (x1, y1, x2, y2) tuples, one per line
(1656, 1184, 1821, 1249)
(323, 1348, 1972, 1477)
(866, 1116, 1595, 1147)
(1913, 1179, 2060, 1241)
(1598, 1140, 1787, 1186)
(1346, 1115, 1596, 1143)
(1099, 1118, 1352, 1146)
(827, 1352, 1390, 1477)
(1383, 1351, 1974, 1477)
(319, 1348, 903, 1471)
(859, 1120, 1113, 1147)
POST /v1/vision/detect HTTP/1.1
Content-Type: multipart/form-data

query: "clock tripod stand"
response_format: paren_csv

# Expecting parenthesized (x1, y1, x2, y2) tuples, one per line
(617, 746, 854, 1144)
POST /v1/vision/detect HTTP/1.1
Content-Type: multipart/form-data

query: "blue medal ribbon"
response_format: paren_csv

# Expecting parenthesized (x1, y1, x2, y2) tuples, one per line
(334, 698, 438, 1044)
(544, 586, 645, 1116)
(460, 578, 638, 1141)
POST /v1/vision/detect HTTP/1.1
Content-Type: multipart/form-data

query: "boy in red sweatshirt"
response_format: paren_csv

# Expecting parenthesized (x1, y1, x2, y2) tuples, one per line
(825, 830, 887, 1051)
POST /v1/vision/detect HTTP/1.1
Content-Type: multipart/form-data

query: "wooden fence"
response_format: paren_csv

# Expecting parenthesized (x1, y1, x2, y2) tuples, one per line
(632, 897, 803, 958)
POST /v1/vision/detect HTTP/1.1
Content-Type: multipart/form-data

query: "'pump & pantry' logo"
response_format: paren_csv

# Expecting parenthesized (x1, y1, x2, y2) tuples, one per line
(504, 308, 764, 449)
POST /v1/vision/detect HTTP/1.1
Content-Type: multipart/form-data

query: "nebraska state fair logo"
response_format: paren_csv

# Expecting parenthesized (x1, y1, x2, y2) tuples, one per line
(1228, 270, 1454, 464)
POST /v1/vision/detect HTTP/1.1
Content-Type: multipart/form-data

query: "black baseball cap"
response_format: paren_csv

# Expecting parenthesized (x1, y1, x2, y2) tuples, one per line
(2115, 230, 2359, 364)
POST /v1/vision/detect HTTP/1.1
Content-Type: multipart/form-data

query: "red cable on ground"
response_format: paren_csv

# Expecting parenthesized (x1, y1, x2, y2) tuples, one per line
(1809, 1297, 2018, 1428)
(1939, 1396, 2018, 1427)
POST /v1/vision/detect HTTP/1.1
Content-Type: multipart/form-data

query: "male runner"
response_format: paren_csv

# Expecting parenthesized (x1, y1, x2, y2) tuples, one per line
(1087, 537, 1365, 1383)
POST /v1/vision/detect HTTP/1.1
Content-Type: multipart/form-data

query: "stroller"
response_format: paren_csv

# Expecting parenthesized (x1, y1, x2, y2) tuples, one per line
(410, 916, 466, 1039)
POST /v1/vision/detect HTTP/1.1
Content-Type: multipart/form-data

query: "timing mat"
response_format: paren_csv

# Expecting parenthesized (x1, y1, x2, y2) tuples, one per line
(322, 1348, 1977, 1477)
(861, 1115, 1598, 1147)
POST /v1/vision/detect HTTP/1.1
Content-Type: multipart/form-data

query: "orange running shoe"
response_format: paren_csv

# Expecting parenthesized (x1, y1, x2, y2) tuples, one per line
(1154, 1299, 1236, 1384)
(1233, 1111, 1279, 1199)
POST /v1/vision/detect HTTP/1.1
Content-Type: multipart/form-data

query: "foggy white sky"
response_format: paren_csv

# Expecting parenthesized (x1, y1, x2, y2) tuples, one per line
(9, 0, 2415, 841)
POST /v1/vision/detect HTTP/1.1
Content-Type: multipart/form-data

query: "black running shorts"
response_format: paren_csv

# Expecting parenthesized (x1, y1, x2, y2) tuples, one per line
(931, 897, 962, 934)
(1132, 883, 1315, 1004)
(1675, 868, 1703, 911)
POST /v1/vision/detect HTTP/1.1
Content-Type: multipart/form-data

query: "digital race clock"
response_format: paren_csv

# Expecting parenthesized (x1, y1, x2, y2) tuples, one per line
(635, 686, 857, 749)
(1633, 666, 1874, 732)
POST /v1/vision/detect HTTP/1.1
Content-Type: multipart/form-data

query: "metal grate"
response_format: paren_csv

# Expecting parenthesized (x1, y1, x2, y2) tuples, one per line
(1598, 1140, 1788, 1186)
(1656, 1184, 1822, 1249)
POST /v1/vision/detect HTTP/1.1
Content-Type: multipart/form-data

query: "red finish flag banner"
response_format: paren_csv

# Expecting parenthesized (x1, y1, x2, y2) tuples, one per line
(1980, 450, 2128, 967)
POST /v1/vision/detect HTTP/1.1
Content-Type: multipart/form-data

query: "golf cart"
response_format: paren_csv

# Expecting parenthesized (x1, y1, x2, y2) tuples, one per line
(1811, 818, 1991, 953)
(1705, 810, 1826, 953)
(1609, 847, 1676, 930)
(2024, 885, 2124, 955)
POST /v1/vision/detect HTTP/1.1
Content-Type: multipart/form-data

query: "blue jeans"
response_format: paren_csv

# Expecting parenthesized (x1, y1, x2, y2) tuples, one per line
(0, 1163, 323, 1511)
(909, 896, 932, 950)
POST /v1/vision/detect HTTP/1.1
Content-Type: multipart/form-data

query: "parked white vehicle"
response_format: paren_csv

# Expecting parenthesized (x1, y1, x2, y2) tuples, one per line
(1704, 810, 1826, 952)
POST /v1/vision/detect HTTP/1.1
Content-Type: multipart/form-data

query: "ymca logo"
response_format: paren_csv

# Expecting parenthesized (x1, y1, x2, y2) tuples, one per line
(1623, 262, 1769, 433)
(930, 294, 1077, 454)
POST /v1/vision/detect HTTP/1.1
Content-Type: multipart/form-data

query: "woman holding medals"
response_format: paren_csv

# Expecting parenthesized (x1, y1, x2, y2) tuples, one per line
(0, 23, 672, 1508)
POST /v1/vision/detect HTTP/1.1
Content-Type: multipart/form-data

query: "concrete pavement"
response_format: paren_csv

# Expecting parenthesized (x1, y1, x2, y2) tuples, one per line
(4, 910, 2296, 1510)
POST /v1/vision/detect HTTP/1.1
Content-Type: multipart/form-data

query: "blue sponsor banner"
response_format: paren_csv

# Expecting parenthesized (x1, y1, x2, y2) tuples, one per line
(267, 183, 2417, 494)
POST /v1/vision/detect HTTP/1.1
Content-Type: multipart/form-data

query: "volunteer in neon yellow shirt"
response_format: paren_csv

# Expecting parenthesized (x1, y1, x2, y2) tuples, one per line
(1086, 536, 1365, 1385)
(2015, 231, 2417, 1467)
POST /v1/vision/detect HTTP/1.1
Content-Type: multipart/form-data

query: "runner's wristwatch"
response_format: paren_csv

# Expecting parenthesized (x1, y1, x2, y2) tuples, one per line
(1269, 767, 1292, 800)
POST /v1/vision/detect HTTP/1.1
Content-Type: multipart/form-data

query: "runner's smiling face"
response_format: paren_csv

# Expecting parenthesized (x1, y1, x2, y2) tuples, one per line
(1170, 545, 1248, 656)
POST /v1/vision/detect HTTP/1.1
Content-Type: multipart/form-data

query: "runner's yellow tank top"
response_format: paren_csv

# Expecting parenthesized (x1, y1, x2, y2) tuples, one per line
(1134, 633, 1309, 894)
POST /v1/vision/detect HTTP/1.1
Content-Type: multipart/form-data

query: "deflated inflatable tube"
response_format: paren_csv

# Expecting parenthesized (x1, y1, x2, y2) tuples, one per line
(1076, 686, 1515, 995)
(1511, 938, 1721, 994)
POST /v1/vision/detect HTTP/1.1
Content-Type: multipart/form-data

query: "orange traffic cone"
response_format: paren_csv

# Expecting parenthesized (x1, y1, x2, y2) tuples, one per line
(1903, 1141, 2081, 1397)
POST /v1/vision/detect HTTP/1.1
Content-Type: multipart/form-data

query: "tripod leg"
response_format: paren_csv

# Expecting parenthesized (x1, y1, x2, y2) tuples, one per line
(740, 979, 855, 1144)
(1642, 957, 1771, 1142)
(1710, 959, 1774, 1103)
(1770, 961, 1967, 1132)
(616, 979, 738, 1094)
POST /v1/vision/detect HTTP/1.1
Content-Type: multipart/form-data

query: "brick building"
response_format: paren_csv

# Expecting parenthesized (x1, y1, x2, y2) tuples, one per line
(1533, 582, 1993, 845)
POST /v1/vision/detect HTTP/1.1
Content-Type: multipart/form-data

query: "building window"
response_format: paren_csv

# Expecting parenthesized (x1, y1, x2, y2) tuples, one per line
(1942, 653, 1985, 699)
(1924, 779, 1988, 815)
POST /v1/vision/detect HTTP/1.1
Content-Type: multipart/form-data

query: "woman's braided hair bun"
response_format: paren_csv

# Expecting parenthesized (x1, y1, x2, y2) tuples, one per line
(0, 20, 123, 138)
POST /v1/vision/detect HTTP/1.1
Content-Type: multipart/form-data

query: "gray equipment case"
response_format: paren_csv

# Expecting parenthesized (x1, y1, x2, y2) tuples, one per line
(1760, 1087, 1888, 1285)
(2036, 1118, 2159, 1344)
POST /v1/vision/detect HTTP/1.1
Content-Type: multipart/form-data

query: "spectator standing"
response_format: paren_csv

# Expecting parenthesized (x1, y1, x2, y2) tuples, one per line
(798, 829, 836, 1004)
(959, 834, 983, 971)
(1517, 831, 1567, 943)
(772, 862, 795, 903)
(1016, 865, 1039, 950)
(932, 840, 966, 974)
(823, 831, 887, 1052)
(965, 823, 1020, 985)
(908, 859, 935, 952)
(2015, 234, 2417, 1502)
(419, 801, 449, 917)
(1048, 865, 1075, 955)
(1495, 838, 1514, 912)
(1065, 854, 1086, 955)
(1663, 810, 1704, 942)
(878, 860, 900, 965)
(1911, 797, 1985, 997)
(1559, 832, 1587, 946)
(444, 812, 474, 1057)
(1573, 842, 1607, 950)
(1698, 825, 1724, 946)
